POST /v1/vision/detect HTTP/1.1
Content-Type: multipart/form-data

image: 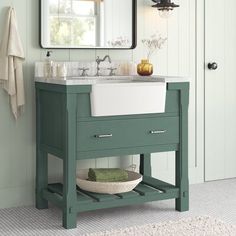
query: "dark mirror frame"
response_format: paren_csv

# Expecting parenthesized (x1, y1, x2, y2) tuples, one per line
(39, 0, 137, 50)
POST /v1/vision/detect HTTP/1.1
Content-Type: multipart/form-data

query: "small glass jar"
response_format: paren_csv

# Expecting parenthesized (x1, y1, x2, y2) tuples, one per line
(137, 59, 153, 76)
(57, 63, 67, 78)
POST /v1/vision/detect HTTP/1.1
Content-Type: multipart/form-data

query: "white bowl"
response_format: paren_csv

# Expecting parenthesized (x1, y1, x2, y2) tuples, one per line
(76, 169, 142, 194)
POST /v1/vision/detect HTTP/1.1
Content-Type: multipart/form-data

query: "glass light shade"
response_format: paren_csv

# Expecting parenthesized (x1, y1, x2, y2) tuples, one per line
(158, 9, 173, 18)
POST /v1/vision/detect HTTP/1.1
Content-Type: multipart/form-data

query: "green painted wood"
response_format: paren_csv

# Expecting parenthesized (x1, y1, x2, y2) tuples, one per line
(42, 189, 63, 208)
(36, 151, 48, 209)
(77, 188, 119, 202)
(78, 113, 180, 122)
(76, 192, 94, 203)
(40, 144, 64, 160)
(35, 82, 91, 94)
(48, 183, 93, 203)
(77, 93, 92, 118)
(115, 191, 139, 199)
(39, 90, 65, 151)
(35, 81, 189, 229)
(167, 82, 189, 91)
(140, 153, 151, 176)
(134, 184, 159, 196)
(36, 85, 181, 160)
(62, 93, 78, 229)
(76, 190, 179, 213)
(77, 144, 179, 160)
(48, 183, 63, 194)
(165, 90, 180, 114)
(142, 176, 179, 194)
(77, 116, 179, 152)
(36, 89, 48, 210)
(175, 85, 189, 212)
(43, 180, 179, 213)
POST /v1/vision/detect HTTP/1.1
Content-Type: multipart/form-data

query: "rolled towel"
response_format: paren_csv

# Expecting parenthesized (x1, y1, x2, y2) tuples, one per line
(88, 168, 128, 182)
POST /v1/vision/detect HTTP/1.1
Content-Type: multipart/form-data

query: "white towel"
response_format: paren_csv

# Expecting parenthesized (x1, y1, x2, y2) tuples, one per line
(0, 7, 25, 119)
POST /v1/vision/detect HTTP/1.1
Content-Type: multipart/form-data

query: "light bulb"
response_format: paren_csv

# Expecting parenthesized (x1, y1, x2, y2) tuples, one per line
(158, 9, 173, 18)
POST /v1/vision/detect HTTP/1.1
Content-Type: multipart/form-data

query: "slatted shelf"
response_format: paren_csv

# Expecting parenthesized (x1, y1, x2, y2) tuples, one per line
(133, 184, 160, 196)
(115, 191, 139, 199)
(46, 177, 179, 212)
(142, 176, 179, 194)
(48, 183, 93, 204)
(76, 186, 119, 202)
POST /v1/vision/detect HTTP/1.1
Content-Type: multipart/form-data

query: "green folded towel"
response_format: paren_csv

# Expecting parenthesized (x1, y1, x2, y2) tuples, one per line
(88, 168, 128, 182)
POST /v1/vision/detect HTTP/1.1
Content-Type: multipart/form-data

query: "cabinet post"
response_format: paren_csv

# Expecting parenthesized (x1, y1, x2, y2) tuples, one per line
(63, 94, 77, 229)
(36, 149, 48, 209)
(175, 86, 189, 212)
(36, 89, 48, 209)
(140, 154, 151, 176)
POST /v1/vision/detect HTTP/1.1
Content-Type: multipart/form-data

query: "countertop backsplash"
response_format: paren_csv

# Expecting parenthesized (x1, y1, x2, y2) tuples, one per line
(35, 61, 137, 78)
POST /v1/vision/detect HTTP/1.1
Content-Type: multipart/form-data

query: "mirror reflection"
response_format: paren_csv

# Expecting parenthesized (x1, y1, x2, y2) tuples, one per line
(40, 0, 136, 49)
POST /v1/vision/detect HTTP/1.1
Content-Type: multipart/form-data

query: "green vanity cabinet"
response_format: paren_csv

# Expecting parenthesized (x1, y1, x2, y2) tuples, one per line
(35, 81, 189, 229)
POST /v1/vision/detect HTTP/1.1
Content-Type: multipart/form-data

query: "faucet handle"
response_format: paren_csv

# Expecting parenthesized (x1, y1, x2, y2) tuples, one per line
(78, 67, 89, 76)
(96, 56, 100, 63)
(107, 67, 117, 76)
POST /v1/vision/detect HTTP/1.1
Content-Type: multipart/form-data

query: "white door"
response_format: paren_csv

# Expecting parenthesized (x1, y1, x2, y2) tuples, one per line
(205, 0, 236, 181)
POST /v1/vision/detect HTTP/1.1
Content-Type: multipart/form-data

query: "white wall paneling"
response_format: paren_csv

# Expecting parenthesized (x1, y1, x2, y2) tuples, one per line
(133, 0, 204, 185)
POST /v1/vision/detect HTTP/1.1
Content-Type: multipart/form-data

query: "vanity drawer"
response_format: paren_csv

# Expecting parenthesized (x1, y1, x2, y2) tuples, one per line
(77, 116, 179, 152)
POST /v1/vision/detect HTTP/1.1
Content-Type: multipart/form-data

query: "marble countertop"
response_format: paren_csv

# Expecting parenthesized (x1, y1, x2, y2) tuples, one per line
(35, 75, 189, 85)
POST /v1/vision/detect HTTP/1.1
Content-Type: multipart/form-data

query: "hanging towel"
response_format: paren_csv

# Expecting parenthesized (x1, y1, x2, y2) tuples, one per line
(0, 7, 25, 119)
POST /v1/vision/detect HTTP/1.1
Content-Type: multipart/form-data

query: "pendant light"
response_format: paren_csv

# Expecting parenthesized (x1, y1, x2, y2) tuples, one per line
(152, 0, 179, 19)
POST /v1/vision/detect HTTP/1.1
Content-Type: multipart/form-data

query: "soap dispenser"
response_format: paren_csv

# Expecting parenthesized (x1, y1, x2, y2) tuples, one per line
(44, 51, 53, 78)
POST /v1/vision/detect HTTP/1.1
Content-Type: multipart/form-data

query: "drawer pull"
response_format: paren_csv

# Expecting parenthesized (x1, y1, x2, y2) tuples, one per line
(94, 134, 113, 138)
(150, 130, 167, 134)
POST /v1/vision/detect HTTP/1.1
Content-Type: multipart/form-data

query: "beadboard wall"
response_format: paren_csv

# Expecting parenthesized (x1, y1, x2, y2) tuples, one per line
(0, 0, 204, 208)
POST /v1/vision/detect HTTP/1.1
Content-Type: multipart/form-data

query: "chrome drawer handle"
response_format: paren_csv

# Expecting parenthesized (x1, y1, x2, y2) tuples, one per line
(94, 134, 113, 138)
(150, 130, 167, 134)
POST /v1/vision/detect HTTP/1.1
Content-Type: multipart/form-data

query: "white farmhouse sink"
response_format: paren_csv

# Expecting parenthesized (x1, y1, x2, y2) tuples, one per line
(34, 75, 167, 116)
(90, 76, 167, 117)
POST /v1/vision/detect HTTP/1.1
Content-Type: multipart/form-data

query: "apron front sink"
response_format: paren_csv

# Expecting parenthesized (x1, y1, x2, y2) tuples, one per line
(90, 76, 167, 117)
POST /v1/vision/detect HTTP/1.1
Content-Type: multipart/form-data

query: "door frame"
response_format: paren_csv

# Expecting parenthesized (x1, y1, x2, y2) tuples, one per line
(194, 0, 205, 183)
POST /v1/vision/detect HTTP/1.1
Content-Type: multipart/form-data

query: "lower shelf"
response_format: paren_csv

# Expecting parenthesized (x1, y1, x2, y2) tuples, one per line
(43, 176, 179, 213)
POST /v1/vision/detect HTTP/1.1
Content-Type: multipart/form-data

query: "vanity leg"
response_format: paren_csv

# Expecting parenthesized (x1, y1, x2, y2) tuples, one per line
(36, 89, 48, 209)
(175, 151, 189, 211)
(139, 153, 151, 176)
(62, 155, 77, 229)
(36, 149, 48, 209)
(62, 94, 77, 229)
(175, 86, 189, 212)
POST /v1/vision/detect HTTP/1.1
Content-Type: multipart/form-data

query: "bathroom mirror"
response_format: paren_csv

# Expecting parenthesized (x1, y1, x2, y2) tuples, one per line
(40, 0, 136, 49)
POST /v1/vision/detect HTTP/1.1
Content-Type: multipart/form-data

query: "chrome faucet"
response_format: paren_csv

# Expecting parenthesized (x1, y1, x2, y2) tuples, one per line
(95, 55, 111, 76)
